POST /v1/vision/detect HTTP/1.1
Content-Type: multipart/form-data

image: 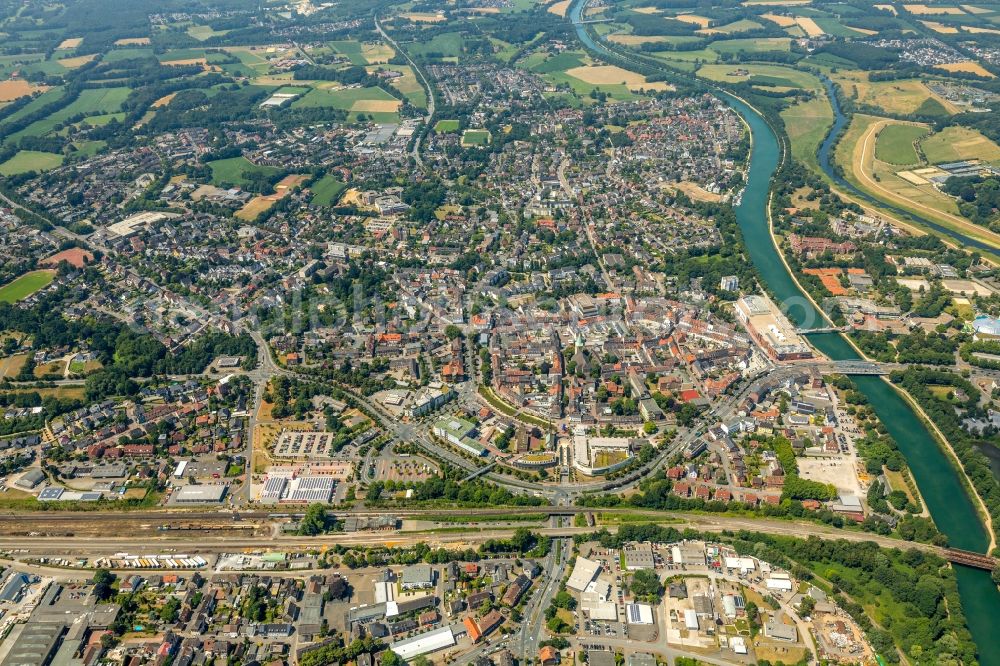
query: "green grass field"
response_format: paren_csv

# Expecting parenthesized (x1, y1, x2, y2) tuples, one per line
(707, 19, 765, 34)
(310, 174, 348, 206)
(104, 48, 154, 63)
(781, 95, 833, 171)
(711, 37, 791, 54)
(0, 86, 64, 129)
(5, 87, 131, 143)
(187, 25, 229, 41)
(874, 124, 927, 165)
(462, 129, 491, 146)
(0, 150, 63, 175)
(329, 40, 366, 65)
(531, 51, 586, 74)
(921, 126, 1000, 165)
(434, 119, 460, 132)
(0, 270, 55, 303)
(293, 86, 398, 109)
(369, 64, 426, 107)
(698, 63, 821, 90)
(408, 32, 464, 58)
(207, 156, 280, 187)
(813, 17, 871, 38)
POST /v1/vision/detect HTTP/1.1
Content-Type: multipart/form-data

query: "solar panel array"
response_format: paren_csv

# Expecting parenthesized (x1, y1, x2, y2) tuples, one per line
(287, 476, 334, 502)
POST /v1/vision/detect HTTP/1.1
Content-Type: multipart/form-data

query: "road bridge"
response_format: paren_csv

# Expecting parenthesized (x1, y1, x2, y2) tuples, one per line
(797, 326, 851, 334)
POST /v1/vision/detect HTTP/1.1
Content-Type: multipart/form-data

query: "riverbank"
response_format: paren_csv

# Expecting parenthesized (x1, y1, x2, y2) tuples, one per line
(569, 5, 1000, 660)
(815, 76, 1000, 263)
(764, 172, 988, 546)
(889, 379, 998, 553)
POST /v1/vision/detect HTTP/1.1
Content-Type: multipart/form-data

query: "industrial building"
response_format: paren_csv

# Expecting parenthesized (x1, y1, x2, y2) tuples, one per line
(625, 603, 654, 625)
(622, 543, 655, 570)
(566, 557, 601, 592)
(172, 485, 227, 503)
(0, 621, 65, 666)
(389, 626, 455, 660)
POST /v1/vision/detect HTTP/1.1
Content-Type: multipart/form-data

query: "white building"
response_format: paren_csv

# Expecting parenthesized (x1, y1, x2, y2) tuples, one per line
(390, 626, 456, 660)
(566, 557, 601, 592)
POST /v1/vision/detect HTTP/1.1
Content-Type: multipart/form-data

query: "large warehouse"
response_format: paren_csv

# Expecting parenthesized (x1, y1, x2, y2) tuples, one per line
(389, 626, 455, 660)
(172, 485, 227, 503)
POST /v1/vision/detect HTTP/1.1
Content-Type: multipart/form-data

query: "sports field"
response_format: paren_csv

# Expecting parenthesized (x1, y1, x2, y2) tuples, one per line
(435, 119, 460, 132)
(462, 129, 491, 146)
(0, 270, 55, 303)
(310, 175, 348, 206)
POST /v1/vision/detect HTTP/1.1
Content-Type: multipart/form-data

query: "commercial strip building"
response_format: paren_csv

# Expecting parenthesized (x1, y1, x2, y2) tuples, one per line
(571, 428, 635, 476)
(432, 418, 486, 457)
(172, 485, 227, 503)
(734, 294, 812, 361)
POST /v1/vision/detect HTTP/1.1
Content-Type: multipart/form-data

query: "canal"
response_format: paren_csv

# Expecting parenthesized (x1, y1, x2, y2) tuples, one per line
(568, 2, 1000, 661)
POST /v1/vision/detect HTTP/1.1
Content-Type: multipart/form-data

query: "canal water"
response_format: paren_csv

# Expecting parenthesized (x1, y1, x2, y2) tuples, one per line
(568, 2, 1000, 660)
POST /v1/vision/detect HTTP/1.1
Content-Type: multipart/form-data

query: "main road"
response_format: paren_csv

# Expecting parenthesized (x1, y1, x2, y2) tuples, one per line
(374, 16, 434, 168)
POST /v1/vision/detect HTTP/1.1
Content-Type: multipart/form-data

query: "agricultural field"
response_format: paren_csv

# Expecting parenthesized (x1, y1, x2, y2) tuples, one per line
(56, 54, 98, 69)
(408, 32, 465, 59)
(0, 150, 63, 175)
(935, 61, 996, 78)
(328, 40, 394, 65)
(697, 63, 822, 91)
(309, 174, 348, 206)
(830, 72, 959, 116)
(0, 354, 28, 379)
(548, 0, 571, 17)
(874, 124, 928, 165)
(564, 64, 671, 91)
(368, 64, 426, 108)
(293, 86, 401, 120)
(187, 24, 230, 41)
(835, 114, 1000, 247)
(920, 126, 1000, 164)
(0, 270, 56, 304)
(4, 86, 131, 143)
(0, 79, 47, 103)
